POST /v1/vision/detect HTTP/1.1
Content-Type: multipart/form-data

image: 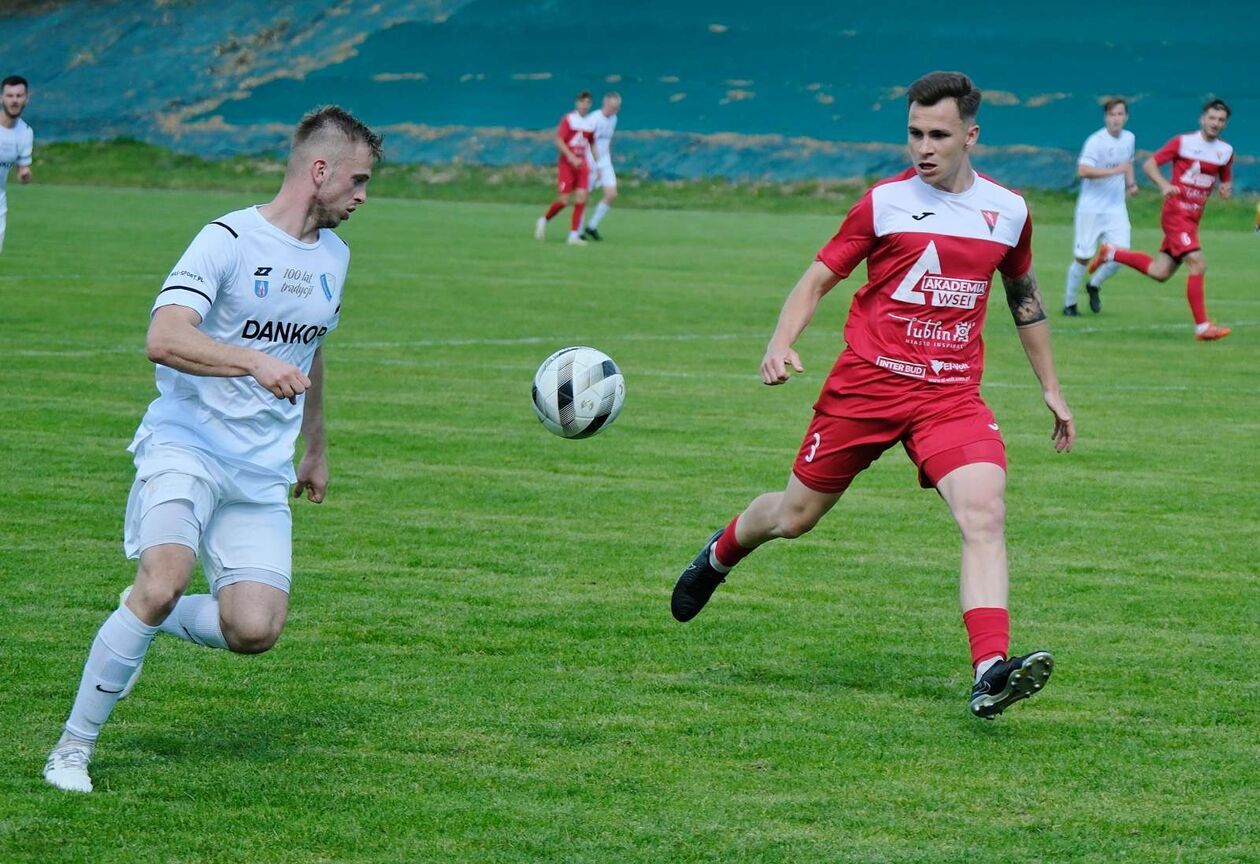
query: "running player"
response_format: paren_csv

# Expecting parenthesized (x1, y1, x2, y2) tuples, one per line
(1089, 99, 1234, 340)
(0, 74, 34, 254)
(671, 72, 1075, 719)
(581, 92, 621, 242)
(43, 106, 382, 793)
(1063, 98, 1136, 316)
(535, 91, 597, 246)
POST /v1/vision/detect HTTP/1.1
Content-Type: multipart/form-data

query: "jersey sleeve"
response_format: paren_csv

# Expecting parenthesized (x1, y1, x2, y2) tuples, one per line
(154, 223, 238, 320)
(1077, 135, 1100, 167)
(1152, 136, 1180, 166)
(815, 192, 876, 278)
(17, 127, 33, 166)
(1220, 152, 1234, 184)
(997, 210, 1034, 278)
(557, 116, 573, 141)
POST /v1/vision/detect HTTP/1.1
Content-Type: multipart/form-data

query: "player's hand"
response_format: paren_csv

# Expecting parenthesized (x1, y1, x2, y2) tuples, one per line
(1126, 182, 1139, 197)
(761, 345, 804, 385)
(18, 166, 31, 184)
(1159, 182, 1177, 198)
(252, 354, 311, 404)
(293, 452, 329, 503)
(1219, 182, 1232, 200)
(567, 153, 582, 167)
(1044, 389, 1075, 453)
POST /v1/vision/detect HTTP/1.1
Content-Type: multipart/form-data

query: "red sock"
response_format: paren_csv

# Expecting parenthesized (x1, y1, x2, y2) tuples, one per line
(1185, 274, 1208, 325)
(570, 202, 586, 232)
(712, 515, 752, 569)
(962, 607, 1009, 667)
(1113, 248, 1154, 274)
(544, 200, 565, 221)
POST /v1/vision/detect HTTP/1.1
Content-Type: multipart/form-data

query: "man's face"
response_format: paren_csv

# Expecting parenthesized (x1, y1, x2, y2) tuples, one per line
(576, 96, 592, 116)
(1200, 108, 1229, 140)
(602, 96, 620, 116)
(312, 141, 374, 229)
(2, 84, 28, 119)
(1104, 103, 1128, 135)
(907, 99, 977, 186)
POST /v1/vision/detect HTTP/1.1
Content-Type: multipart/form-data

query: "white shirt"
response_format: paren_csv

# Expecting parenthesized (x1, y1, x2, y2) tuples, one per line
(131, 206, 349, 494)
(0, 118, 34, 194)
(590, 111, 617, 162)
(1076, 127, 1135, 213)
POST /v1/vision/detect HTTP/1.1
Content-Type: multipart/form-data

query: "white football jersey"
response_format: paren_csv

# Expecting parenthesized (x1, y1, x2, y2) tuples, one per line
(131, 206, 349, 494)
(1076, 127, 1135, 213)
(0, 118, 34, 193)
(590, 111, 617, 161)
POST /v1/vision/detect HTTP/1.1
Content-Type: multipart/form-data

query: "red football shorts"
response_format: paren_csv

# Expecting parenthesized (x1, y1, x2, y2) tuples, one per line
(1159, 209, 1201, 259)
(792, 384, 1006, 494)
(557, 159, 590, 194)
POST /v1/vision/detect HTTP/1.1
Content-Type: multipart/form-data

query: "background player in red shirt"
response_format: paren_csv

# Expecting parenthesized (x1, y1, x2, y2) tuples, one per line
(672, 71, 1075, 719)
(1089, 99, 1234, 340)
(535, 90, 597, 246)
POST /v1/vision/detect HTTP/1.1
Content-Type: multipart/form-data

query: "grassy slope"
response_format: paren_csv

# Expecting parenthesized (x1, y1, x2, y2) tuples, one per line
(0, 178, 1256, 863)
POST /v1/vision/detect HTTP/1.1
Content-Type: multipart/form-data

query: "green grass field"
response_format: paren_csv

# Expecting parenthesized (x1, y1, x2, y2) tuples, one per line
(1, 180, 1257, 863)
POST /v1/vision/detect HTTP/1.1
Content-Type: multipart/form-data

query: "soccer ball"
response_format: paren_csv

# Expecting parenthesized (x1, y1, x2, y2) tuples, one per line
(531, 346, 626, 438)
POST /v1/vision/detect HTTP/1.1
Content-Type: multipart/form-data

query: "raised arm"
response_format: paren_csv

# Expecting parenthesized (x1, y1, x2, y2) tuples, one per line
(294, 346, 328, 503)
(1001, 268, 1074, 452)
(761, 261, 842, 385)
(146, 305, 311, 402)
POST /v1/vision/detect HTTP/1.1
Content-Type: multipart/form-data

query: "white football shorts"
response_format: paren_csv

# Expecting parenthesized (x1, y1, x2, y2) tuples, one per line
(123, 441, 293, 595)
(591, 157, 617, 190)
(1073, 209, 1131, 259)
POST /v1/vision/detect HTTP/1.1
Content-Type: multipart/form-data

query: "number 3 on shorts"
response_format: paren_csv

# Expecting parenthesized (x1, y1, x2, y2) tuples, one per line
(805, 432, 821, 463)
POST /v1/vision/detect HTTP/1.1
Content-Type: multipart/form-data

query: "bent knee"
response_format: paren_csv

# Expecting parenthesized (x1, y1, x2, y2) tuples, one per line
(775, 511, 821, 540)
(224, 621, 282, 655)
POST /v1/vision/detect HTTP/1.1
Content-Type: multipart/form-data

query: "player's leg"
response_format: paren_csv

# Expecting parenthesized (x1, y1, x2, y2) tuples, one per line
(0, 199, 7, 253)
(538, 169, 574, 239)
(672, 412, 894, 622)
(568, 168, 590, 245)
(1083, 214, 1130, 311)
(1183, 250, 1230, 341)
(218, 582, 289, 654)
(584, 162, 617, 240)
(1064, 212, 1096, 315)
(45, 470, 213, 792)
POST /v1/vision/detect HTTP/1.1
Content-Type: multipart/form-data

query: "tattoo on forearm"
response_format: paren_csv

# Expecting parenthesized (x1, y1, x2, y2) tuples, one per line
(1002, 269, 1047, 327)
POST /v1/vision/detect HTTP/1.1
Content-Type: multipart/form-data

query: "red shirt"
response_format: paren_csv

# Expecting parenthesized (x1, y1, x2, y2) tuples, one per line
(557, 111, 594, 162)
(1153, 131, 1235, 223)
(813, 168, 1032, 412)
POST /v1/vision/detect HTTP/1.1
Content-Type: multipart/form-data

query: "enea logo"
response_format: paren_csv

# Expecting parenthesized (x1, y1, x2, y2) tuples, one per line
(319, 273, 336, 302)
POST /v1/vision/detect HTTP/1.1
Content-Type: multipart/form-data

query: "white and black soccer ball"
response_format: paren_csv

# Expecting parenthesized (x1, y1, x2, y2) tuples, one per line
(531, 346, 625, 439)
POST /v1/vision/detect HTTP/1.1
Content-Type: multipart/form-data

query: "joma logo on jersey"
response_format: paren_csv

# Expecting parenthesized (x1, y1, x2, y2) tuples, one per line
(241, 319, 329, 344)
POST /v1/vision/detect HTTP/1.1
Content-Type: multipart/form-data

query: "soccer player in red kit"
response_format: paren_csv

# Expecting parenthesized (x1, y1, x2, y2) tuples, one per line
(671, 71, 1076, 719)
(535, 91, 598, 246)
(1089, 99, 1234, 340)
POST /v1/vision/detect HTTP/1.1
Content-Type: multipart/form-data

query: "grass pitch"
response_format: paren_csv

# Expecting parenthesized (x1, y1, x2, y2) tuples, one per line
(1, 182, 1256, 863)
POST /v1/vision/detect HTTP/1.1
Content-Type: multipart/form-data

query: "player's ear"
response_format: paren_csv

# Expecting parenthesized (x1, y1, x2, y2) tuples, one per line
(965, 123, 980, 150)
(310, 158, 328, 187)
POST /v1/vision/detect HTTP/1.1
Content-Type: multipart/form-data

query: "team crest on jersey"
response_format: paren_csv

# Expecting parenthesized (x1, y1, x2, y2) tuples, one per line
(254, 279, 269, 298)
(980, 210, 1000, 234)
(319, 273, 336, 302)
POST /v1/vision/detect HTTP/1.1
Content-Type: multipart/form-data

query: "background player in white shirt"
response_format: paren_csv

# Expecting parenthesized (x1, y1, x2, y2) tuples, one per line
(0, 74, 34, 254)
(582, 92, 621, 242)
(1063, 99, 1137, 316)
(44, 106, 382, 794)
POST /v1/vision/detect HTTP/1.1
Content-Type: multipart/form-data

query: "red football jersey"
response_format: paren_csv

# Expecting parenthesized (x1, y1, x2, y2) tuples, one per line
(814, 168, 1032, 398)
(556, 111, 595, 161)
(1153, 131, 1235, 224)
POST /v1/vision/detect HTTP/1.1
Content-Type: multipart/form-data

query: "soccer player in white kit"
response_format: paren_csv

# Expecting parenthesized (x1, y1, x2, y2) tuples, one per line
(582, 92, 621, 242)
(1063, 98, 1137, 316)
(43, 106, 382, 793)
(0, 75, 35, 254)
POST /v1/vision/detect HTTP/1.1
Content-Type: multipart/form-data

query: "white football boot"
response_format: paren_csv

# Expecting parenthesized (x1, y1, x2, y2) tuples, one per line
(44, 742, 93, 793)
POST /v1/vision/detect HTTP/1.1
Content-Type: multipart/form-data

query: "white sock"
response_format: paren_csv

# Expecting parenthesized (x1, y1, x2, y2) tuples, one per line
(568, 230, 580, 241)
(708, 546, 731, 574)
(1064, 260, 1086, 306)
(158, 594, 228, 649)
(64, 604, 158, 741)
(1195, 321, 1211, 335)
(588, 200, 612, 230)
(1090, 261, 1121, 286)
(974, 655, 1004, 683)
